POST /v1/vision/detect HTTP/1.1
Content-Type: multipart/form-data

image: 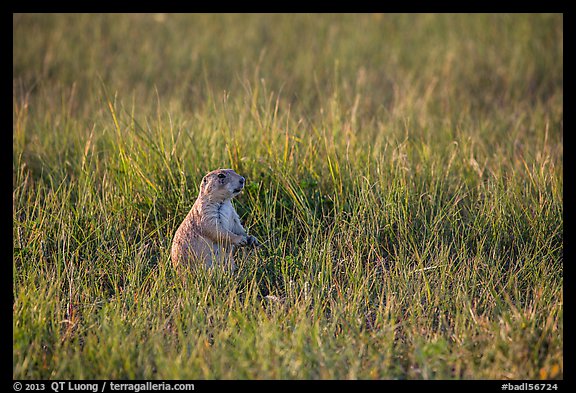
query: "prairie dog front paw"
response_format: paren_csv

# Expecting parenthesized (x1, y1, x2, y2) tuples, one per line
(236, 235, 249, 246)
(246, 236, 260, 248)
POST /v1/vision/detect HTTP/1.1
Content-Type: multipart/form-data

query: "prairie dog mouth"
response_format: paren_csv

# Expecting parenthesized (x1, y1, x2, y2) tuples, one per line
(233, 187, 243, 194)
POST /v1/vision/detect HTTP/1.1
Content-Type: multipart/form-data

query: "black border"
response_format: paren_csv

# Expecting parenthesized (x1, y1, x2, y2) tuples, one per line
(9, 5, 570, 389)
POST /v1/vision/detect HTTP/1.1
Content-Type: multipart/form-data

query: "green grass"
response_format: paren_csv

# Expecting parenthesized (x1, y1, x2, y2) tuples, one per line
(13, 13, 562, 379)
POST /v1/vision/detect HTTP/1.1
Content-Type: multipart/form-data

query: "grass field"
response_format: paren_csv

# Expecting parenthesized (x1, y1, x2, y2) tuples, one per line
(13, 13, 563, 379)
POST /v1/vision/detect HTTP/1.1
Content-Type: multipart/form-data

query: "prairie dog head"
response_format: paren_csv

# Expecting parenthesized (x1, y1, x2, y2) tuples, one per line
(199, 169, 246, 201)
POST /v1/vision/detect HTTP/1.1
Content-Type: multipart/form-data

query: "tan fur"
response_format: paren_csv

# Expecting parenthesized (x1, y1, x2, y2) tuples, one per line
(171, 169, 258, 271)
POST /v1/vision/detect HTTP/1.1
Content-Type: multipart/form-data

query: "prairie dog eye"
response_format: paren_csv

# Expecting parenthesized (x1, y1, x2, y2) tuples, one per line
(217, 173, 226, 179)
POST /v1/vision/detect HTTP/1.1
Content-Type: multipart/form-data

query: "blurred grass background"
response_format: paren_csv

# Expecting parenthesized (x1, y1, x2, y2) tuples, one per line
(13, 13, 562, 379)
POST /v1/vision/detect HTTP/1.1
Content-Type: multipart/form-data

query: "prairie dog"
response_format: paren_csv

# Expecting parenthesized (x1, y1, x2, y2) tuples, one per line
(171, 169, 258, 270)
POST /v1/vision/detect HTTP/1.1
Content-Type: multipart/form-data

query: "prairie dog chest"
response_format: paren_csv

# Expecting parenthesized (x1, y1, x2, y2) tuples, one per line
(217, 200, 237, 230)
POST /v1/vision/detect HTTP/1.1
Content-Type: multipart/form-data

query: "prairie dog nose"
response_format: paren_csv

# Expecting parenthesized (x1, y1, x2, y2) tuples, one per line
(239, 177, 245, 184)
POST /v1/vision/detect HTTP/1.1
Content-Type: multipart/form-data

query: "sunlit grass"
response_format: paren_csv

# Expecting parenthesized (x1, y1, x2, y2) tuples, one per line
(13, 13, 562, 379)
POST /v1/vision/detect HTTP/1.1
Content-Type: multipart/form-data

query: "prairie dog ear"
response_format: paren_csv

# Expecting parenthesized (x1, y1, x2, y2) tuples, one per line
(200, 175, 211, 193)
